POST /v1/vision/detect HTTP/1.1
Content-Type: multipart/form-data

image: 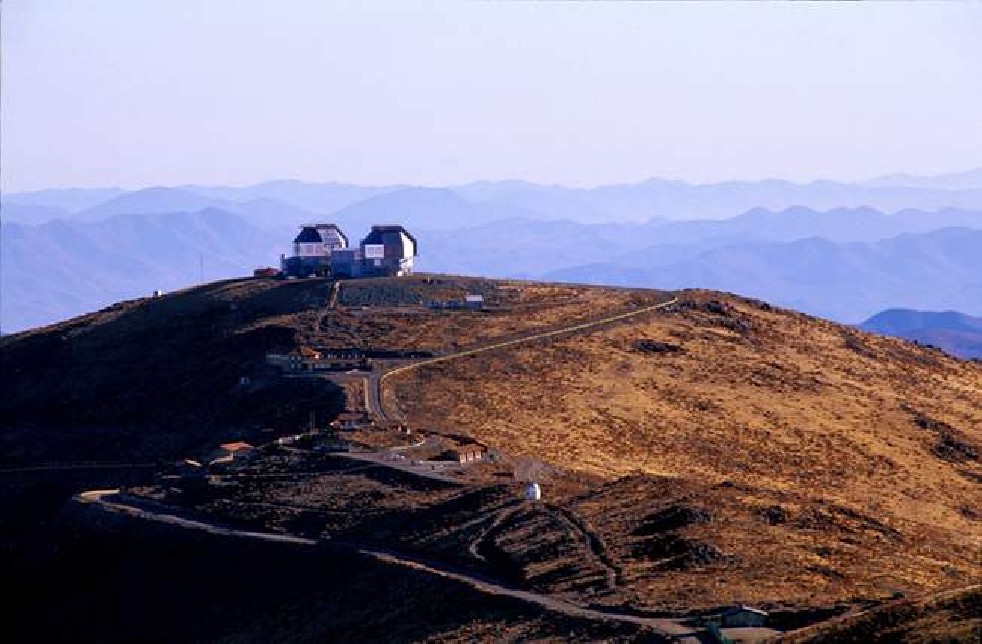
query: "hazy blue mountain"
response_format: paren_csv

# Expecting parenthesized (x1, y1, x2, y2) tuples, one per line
(3, 187, 126, 212)
(860, 309, 982, 359)
(5, 191, 982, 332)
(223, 197, 324, 231)
(646, 206, 982, 245)
(181, 179, 401, 215)
(168, 177, 982, 222)
(451, 180, 613, 223)
(76, 187, 231, 221)
(64, 187, 322, 231)
(861, 308, 982, 335)
(1, 202, 72, 225)
(0, 208, 282, 332)
(419, 207, 981, 278)
(10, 176, 982, 226)
(544, 228, 982, 323)
(862, 168, 982, 192)
(328, 187, 546, 231)
(450, 178, 982, 221)
(415, 217, 671, 277)
(571, 178, 982, 221)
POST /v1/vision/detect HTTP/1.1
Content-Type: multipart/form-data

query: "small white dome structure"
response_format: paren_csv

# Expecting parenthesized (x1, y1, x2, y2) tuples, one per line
(524, 482, 542, 502)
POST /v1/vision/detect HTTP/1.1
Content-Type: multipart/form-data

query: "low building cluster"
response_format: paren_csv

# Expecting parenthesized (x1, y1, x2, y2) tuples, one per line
(446, 444, 487, 463)
(279, 223, 418, 279)
(266, 346, 434, 372)
(266, 347, 370, 373)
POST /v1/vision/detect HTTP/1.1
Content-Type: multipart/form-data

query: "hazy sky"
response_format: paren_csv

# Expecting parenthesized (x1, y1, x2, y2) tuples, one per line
(3, 1, 981, 191)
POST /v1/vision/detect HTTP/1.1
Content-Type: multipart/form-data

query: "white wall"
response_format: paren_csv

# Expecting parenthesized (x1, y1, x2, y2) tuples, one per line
(398, 231, 416, 259)
(295, 242, 327, 257)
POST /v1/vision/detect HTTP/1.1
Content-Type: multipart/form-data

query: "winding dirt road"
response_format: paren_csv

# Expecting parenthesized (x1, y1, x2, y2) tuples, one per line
(76, 489, 699, 641)
(77, 490, 318, 545)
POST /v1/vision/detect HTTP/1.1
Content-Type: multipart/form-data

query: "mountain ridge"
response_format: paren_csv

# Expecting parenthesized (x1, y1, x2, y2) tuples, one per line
(861, 308, 982, 359)
(543, 227, 982, 322)
(9, 174, 982, 225)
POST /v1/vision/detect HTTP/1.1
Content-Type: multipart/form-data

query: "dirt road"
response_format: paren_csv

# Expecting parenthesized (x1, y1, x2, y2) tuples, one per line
(77, 490, 318, 545)
(357, 546, 699, 640)
(77, 489, 700, 641)
(373, 295, 679, 420)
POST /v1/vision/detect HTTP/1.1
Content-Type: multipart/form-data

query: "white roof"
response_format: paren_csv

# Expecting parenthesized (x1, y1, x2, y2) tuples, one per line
(466, 294, 484, 302)
(724, 605, 769, 616)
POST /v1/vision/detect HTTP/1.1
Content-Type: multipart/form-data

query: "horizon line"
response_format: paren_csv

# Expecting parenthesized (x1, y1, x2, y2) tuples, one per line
(5, 166, 982, 195)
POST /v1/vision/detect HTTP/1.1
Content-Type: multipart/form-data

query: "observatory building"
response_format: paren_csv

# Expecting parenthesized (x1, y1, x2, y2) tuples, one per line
(280, 224, 349, 277)
(280, 223, 418, 279)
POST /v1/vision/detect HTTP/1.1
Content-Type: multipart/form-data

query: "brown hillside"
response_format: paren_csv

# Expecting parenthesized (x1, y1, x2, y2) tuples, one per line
(0, 276, 662, 461)
(2, 276, 979, 627)
(388, 289, 981, 608)
(778, 585, 981, 643)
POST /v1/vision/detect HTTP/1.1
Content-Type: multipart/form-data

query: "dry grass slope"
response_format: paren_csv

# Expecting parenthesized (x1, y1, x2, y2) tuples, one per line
(390, 290, 981, 608)
(3, 276, 979, 633)
(778, 585, 981, 643)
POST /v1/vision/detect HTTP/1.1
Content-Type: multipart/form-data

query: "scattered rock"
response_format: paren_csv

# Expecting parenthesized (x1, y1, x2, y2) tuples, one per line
(705, 300, 729, 316)
(842, 332, 875, 357)
(719, 317, 753, 334)
(631, 534, 728, 569)
(796, 505, 901, 541)
(762, 505, 789, 525)
(632, 504, 711, 536)
(933, 432, 979, 464)
(902, 406, 979, 464)
(632, 339, 684, 355)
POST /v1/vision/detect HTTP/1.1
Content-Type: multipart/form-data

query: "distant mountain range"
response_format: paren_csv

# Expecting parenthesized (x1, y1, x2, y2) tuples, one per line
(860, 309, 982, 360)
(541, 227, 982, 323)
(2, 173, 982, 332)
(2, 187, 127, 212)
(6, 169, 982, 226)
(861, 168, 982, 191)
(0, 209, 282, 332)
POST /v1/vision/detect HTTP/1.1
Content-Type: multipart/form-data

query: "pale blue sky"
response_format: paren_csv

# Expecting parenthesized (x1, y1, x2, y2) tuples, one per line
(2, 1, 981, 191)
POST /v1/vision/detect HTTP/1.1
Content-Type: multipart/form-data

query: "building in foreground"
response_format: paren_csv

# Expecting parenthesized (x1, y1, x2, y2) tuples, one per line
(280, 223, 417, 279)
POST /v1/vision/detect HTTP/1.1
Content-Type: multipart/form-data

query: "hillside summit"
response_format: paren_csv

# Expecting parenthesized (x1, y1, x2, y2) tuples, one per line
(1, 275, 979, 641)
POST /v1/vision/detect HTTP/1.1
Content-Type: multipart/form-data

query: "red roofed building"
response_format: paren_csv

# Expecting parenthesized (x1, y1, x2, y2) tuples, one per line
(208, 441, 256, 466)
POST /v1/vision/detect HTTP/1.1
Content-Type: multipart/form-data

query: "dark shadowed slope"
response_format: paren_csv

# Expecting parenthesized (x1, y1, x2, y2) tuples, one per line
(0, 278, 344, 462)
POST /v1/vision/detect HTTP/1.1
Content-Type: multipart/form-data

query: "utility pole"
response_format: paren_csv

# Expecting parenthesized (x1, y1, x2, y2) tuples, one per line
(198, 252, 204, 284)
